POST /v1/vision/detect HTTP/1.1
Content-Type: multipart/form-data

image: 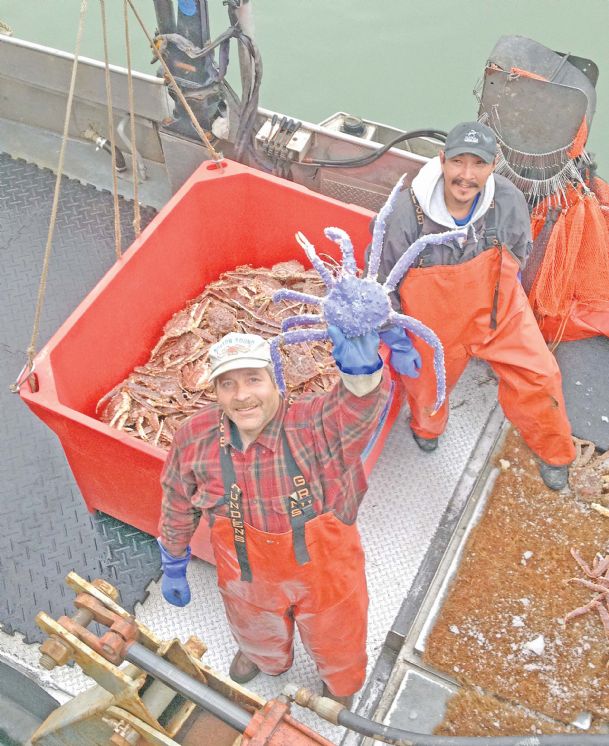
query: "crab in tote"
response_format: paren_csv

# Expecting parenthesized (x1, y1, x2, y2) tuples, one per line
(269, 175, 468, 411)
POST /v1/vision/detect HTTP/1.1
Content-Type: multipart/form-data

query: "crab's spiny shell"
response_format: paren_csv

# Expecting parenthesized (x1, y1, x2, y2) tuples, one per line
(322, 276, 391, 337)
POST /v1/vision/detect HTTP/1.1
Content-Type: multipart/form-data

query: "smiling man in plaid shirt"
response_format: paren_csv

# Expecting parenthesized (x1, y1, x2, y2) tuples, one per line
(158, 325, 395, 708)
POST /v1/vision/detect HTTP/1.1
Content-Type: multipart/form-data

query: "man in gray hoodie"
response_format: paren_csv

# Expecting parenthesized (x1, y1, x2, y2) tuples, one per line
(375, 121, 575, 490)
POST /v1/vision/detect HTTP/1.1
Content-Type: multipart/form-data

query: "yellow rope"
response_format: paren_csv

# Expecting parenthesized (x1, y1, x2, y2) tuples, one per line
(99, 0, 123, 259)
(125, 0, 223, 166)
(123, 0, 141, 236)
(11, 0, 89, 392)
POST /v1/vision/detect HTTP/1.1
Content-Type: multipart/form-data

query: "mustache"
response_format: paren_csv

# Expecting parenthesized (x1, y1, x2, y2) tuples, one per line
(233, 401, 258, 411)
(452, 178, 479, 189)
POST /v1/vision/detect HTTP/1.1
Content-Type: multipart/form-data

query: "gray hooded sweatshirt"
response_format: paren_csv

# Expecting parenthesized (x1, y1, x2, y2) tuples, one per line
(373, 157, 533, 311)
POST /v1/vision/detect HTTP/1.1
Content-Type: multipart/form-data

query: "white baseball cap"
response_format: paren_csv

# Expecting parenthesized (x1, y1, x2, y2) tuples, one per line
(208, 332, 272, 382)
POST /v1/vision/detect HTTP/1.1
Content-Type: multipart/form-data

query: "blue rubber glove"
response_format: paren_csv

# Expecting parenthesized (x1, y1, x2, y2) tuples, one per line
(379, 325, 421, 378)
(158, 539, 191, 607)
(328, 325, 382, 376)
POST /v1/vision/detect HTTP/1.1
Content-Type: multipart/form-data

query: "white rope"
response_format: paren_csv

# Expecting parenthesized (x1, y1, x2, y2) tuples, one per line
(12, 0, 89, 392)
(123, 0, 141, 236)
(99, 0, 123, 258)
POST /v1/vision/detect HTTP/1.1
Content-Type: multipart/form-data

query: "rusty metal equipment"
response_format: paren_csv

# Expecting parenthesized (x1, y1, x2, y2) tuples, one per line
(32, 572, 336, 745)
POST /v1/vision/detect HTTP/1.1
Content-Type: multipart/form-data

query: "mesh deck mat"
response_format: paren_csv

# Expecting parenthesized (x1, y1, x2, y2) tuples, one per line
(0, 152, 160, 643)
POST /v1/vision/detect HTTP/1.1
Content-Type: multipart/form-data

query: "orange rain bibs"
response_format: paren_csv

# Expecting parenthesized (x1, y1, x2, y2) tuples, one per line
(399, 248, 575, 466)
(211, 511, 368, 697)
(212, 419, 369, 697)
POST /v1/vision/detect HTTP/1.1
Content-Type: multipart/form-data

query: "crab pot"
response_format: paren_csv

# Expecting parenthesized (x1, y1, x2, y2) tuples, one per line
(20, 159, 403, 562)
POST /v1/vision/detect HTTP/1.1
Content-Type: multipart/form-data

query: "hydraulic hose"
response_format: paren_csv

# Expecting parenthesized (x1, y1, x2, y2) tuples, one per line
(226, 3, 264, 163)
(283, 685, 609, 746)
(126, 641, 251, 732)
(99, 139, 127, 172)
(303, 128, 447, 169)
(83, 128, 128, 173)
(337, 708, 609, 745)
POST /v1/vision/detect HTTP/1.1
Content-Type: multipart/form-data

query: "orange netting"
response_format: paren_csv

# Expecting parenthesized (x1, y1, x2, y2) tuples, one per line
(592, 175, 609, 233)
(567, 117, 588, 159)
(528, 179, 609, 335)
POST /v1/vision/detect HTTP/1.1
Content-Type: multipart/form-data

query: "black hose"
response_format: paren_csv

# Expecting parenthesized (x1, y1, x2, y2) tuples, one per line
(337, 709, 609, 745)
(303, 128, 447, 169)
(126, 642, 251, 732)
(232, 29, 264, 163)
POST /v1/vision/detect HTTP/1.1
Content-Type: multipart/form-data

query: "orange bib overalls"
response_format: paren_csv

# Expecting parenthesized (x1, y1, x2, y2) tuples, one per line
(399, 193, 575, 466)
(210, 424, 369, 697)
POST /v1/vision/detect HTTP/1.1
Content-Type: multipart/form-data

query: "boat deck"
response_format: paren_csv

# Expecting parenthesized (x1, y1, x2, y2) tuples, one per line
(2, 147, 608, 743)
(0, 149, 502, 741)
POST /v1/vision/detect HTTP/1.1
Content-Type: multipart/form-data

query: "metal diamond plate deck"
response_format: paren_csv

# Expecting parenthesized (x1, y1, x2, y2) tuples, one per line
(0, 152, 160, 646)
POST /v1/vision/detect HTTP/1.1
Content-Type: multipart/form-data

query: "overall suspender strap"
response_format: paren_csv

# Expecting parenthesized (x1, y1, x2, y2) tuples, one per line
(410, 188, 425, 239)
(411, 189, 502, 327)
(281, 430, 316, 566)
(484, 200, 502, 330)
(217, 418, 318, 581)
(410, 189, 436, 268)
(219, 417, 252, 583)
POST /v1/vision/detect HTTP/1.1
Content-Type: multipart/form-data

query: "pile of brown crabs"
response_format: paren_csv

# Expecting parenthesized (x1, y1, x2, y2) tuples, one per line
(96, 261, 338, 448)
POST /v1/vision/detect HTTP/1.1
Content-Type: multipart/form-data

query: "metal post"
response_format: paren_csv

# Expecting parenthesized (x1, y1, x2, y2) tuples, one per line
(152, 0, 176, 34)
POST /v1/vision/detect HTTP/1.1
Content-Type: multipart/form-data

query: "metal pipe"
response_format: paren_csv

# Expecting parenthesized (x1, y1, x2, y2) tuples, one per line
(125, 641, 251, 732)
(152, 0, 176, 35)
(177, 0, 207, 49)
(198, 0, 211, 49)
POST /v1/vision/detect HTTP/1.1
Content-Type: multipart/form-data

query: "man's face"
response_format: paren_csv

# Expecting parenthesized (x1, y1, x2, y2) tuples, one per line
(215, 367, 280, 444)
(440, 151, 495, 210)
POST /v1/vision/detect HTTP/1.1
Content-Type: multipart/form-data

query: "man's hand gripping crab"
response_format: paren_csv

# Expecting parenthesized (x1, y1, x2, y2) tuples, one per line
(270, 176, 467, 411)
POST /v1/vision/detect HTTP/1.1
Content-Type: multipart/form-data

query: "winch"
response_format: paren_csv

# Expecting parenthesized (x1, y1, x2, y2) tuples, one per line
(33, 572, 336, 745)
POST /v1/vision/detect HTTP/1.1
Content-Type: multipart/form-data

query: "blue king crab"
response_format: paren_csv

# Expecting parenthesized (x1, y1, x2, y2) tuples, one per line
(270, 175, 468, 412)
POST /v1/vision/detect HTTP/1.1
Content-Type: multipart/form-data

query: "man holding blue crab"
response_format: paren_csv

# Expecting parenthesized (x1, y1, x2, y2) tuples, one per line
(158, 327, 390, 708)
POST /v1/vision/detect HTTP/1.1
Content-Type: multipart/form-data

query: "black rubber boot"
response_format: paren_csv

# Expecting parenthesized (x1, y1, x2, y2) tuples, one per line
(322, 682, 354, 710)
(229, 650, 260, 684)
(538, 462, 569, 491)
(411, 430, 439, 452)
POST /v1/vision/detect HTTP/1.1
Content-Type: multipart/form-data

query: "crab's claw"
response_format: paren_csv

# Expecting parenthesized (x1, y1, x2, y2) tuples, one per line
(387, 311, 446, 413)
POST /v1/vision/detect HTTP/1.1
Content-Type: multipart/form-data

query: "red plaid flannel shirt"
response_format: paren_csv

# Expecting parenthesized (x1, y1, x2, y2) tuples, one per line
(159, 370, 391, 556)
